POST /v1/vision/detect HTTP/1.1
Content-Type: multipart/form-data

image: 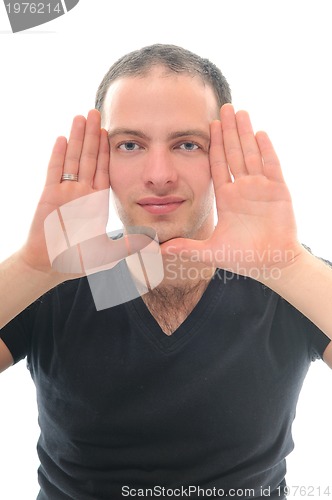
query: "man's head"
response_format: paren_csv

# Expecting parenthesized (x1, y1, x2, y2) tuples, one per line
(96, 44, 231, 244)
(95, 44, 231, 118)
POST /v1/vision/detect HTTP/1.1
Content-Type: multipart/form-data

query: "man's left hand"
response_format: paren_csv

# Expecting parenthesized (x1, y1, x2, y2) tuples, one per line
(161, 104, 305, 281)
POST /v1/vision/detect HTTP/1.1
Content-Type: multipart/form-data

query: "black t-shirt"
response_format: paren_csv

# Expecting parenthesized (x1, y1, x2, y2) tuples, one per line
(0, 265, 330, 500)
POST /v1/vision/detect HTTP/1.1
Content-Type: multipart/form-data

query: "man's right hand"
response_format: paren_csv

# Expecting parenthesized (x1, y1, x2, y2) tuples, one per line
(20, 109, 111, 277)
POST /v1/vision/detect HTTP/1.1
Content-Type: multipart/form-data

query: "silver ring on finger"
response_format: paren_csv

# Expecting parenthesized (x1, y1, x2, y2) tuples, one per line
(61, 173, 79, 182)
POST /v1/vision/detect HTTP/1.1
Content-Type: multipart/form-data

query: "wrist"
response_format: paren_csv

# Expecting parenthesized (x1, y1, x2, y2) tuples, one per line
(16, 248, 66, 288)
(0, 251, 66, 329)
(259, 246, 321, 295)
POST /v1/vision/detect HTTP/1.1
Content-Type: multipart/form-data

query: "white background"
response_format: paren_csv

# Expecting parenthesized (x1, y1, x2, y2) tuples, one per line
(0, 0, 331, 498)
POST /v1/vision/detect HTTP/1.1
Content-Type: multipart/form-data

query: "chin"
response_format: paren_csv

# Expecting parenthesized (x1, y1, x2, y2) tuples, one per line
(151, 222, 208, 244)
(133, 222, 183, 244)
(155, 225, 190, 243)
(158, 235, 180, 244)
(120, 216, 206, 244)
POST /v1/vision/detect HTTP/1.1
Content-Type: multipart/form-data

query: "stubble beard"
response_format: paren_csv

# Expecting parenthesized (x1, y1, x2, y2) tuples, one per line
(114, 198, 215, 245)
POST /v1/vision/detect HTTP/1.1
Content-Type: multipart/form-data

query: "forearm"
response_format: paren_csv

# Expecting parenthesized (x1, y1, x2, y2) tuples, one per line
(0, 251, 63, 329)
(262, 249, 332, 339)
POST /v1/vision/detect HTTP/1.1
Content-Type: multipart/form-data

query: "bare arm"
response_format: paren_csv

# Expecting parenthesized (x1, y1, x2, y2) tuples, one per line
(265, 250, 332, 367)
(0, 251, 63, 330)
(0, 252, 61, 371)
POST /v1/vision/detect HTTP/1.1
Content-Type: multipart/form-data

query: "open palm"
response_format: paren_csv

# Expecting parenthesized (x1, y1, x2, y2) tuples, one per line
(162, 104, 303, 280)
(22, 110, 153, 277)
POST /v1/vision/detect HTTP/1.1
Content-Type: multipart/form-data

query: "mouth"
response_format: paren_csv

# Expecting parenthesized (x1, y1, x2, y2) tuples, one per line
(137, 197, 185, 215)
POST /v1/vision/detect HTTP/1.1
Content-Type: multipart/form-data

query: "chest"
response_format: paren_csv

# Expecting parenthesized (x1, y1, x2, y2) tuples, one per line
(141, 282, 209, 335)
(141, 298, 193, 335)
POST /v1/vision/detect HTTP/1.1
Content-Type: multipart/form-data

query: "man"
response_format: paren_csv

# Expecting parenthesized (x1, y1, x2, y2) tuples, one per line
(0, 44, 331, 499)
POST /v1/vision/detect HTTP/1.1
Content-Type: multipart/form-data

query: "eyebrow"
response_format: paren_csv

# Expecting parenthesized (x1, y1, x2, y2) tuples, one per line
(168, 130, 210, 143)
(108, 127, 210, 143)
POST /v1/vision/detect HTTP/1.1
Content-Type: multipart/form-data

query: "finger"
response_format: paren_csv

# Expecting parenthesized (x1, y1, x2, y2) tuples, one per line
(45, 136, 67, 186)
(49, 232, 158, 275)
(236, 110, 263, 175)
(209, 120, 232, 192)
(161, 238, 218, 273)
(79, 109, 102, 184)
(256, 131, 285, 182)
(93, 128, 110, 190)
(79, 233, 157, 272)
(161, 237, 209, 262)
(220, 103, 247, 178)
(62, 115, 86, 177)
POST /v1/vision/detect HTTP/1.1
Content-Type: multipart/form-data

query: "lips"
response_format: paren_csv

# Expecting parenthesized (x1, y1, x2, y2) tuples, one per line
(137, 196, 185, 215)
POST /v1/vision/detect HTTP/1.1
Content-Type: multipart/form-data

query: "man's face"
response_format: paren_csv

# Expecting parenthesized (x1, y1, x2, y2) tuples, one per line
(102, 68, 219, 244)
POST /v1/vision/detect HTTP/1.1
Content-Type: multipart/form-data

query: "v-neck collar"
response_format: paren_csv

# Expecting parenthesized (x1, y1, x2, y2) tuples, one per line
(124, 269, 225, 354)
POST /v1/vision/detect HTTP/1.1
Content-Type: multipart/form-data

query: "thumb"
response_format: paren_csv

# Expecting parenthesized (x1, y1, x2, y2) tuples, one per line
(160, 238, 212, 263)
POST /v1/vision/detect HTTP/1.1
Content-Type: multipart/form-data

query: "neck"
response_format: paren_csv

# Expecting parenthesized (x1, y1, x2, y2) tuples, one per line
(140, 257, 215, 336)
(126, 251, 215, 296)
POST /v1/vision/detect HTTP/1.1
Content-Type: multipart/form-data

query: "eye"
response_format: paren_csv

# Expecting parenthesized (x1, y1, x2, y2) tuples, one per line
(118, 142, 141, 151)
(178, 142, 200, 151)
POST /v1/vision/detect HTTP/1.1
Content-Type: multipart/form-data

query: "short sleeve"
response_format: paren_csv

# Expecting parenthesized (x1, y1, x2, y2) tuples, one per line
(303, 314, 331, 361)
(300, 247, 332, 360)
(0, 303, 36, 364)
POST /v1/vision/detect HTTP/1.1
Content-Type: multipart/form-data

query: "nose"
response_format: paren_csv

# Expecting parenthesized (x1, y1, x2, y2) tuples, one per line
(142, 147, 178, 188)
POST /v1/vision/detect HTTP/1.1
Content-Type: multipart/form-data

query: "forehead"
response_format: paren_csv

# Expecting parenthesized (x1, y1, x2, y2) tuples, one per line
(101, 68, 220, 131)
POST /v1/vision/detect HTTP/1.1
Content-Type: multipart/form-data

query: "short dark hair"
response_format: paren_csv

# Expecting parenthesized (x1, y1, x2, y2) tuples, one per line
(95, 44, 231, 115)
